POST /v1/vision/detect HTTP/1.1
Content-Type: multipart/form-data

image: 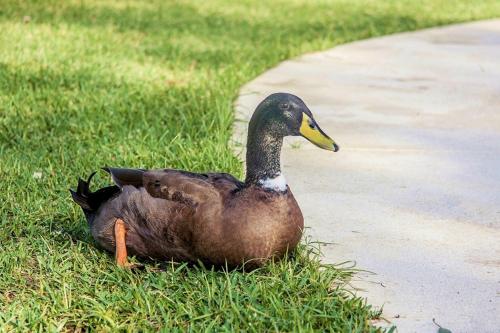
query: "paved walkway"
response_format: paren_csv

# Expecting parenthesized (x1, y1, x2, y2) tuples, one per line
(234, 20, 500, 333)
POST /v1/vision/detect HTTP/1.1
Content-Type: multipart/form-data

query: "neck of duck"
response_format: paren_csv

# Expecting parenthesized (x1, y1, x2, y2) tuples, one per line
(245, 125, 287, 192)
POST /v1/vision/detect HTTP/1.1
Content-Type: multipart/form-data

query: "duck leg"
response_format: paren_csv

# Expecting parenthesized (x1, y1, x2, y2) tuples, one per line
(114, 219, 145, 270)
(114, 218, 129, 267)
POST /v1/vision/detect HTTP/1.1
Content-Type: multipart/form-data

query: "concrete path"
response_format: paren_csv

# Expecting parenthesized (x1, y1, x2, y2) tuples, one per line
(234, 20, 500, 333)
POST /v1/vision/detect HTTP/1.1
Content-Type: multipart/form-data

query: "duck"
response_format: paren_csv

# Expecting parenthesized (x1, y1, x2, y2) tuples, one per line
(70, 93, 339, 269)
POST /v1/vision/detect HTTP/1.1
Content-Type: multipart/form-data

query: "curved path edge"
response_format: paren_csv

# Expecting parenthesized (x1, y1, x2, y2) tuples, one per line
(233, 20, 500, 333)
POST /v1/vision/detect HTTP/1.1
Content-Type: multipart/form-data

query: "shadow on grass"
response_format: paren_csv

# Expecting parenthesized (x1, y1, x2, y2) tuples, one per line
(0, 1, 466, 69)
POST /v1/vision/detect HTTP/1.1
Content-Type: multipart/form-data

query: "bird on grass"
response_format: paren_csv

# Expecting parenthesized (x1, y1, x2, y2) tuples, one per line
(71, 93, 339, 269)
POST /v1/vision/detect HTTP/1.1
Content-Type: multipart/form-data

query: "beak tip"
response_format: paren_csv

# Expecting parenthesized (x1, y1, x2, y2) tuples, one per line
(333, 143, 340, 152)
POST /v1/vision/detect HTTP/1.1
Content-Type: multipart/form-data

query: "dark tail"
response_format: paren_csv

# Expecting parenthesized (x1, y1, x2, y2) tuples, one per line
(70, 171, 120, 224)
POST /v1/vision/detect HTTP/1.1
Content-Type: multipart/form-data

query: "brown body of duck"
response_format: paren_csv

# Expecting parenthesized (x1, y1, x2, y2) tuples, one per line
(71, 93, 339, 268)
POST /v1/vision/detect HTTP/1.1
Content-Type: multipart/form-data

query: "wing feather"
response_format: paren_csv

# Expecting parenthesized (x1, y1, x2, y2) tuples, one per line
(103, 167, 145, 188)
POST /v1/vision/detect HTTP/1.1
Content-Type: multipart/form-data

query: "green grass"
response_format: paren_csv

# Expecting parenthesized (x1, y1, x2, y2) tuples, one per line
(1, 0, 499, 331)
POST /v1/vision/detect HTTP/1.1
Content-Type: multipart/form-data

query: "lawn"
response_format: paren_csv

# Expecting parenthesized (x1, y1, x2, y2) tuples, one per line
(1, 0, 499, 331)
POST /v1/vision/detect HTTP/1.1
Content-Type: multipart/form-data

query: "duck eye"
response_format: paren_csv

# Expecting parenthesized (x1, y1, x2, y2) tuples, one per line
(280, 103, 289, 110)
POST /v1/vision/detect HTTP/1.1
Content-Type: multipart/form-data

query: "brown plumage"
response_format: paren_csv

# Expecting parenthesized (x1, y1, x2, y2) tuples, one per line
(70, 93, 339, 268)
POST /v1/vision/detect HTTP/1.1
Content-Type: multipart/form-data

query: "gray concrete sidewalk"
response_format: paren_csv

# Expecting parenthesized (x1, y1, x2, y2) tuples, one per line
(234, 20, 500, 333)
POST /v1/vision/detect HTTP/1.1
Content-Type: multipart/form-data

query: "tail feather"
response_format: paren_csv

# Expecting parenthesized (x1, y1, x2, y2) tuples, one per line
(70, 171, 120, 221)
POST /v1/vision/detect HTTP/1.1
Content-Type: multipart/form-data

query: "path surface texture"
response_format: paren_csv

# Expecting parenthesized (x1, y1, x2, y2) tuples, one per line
(234, 20, 500, 333)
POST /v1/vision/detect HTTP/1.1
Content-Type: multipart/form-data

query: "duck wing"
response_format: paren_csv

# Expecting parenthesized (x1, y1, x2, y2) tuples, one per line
(104, 167, 243, 206)
(102, 167, 145, 188)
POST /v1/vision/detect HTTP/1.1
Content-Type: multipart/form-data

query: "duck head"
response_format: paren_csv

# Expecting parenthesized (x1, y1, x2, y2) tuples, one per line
(245, 93, 339, 190)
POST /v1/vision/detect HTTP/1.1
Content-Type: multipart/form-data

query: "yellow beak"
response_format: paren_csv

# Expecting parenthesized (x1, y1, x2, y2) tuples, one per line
(299, 113, 339, 152)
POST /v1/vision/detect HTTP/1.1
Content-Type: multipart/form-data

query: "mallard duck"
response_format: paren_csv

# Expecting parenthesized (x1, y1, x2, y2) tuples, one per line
(70, 93, 339, 268)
